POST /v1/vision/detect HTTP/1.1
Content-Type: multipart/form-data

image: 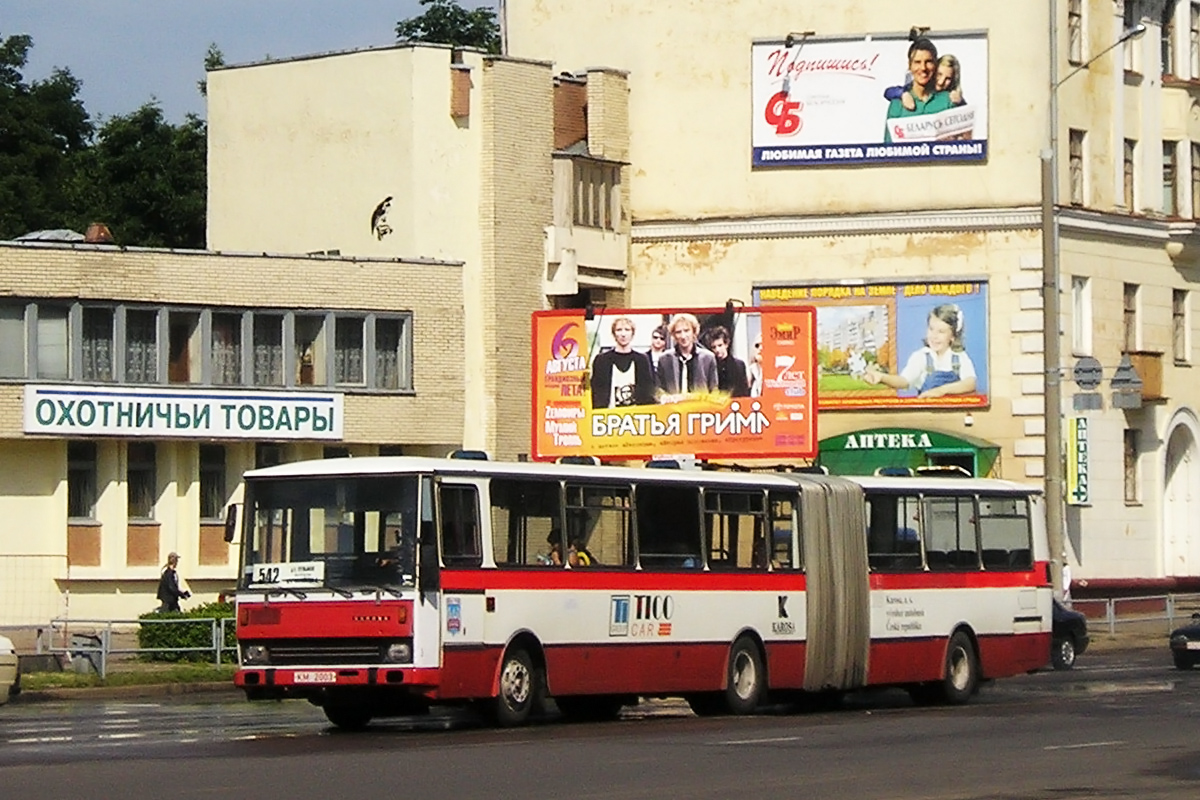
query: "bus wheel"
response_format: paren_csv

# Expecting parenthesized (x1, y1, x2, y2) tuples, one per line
(323, 702, 372, 731)
(919, 631, 978, 706)
(556, 695, 624, 722)
(490, 647, 537, 727)
(723, 637, 765, 715)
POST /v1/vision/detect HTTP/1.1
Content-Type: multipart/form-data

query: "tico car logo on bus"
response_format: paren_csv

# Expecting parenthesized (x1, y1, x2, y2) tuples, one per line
(610, 594, 674, 638)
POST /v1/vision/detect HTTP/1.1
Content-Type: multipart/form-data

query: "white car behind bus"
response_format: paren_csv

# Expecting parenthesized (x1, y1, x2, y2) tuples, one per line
(0, 634, 19, 705)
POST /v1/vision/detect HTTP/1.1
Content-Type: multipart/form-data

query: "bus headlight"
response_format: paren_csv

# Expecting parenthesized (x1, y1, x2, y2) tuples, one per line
(384, 642, 412, 663)
(242, 645, 270, 665)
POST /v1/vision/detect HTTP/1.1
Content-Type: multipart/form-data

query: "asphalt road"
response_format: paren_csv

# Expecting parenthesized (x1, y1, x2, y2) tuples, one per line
(2, 646, 1198, 799)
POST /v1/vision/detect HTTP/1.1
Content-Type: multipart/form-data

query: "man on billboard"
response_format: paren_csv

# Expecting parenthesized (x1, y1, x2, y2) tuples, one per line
(589, 316, 656, 409)
(655, 313, 718, 400)
(705, 325, 751, 397)
(883, 37, 954, 143)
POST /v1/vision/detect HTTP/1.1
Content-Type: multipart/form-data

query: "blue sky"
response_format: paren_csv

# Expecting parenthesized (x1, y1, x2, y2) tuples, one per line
(3, 0, 497, 123)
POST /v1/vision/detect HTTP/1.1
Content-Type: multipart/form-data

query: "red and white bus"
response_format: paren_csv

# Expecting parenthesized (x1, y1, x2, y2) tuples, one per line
(232, 455, 1052, 728)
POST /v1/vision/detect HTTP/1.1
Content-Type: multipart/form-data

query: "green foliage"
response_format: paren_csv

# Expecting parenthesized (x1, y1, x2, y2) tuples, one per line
(21, 663, 237, 691)
(0, 33, 93, 240)
(63, 103, 208, 249)
(395, 0, 501, 54)
(138, 601, 236, 663)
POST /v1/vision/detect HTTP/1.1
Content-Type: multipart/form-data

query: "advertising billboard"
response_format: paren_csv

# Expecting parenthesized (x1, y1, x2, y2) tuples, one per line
(751, 31, 989, 166)
(532, 306, 817, 461)
(755, 280, 989, 410)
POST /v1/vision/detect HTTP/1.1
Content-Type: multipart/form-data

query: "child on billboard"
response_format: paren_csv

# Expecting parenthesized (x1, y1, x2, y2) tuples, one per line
(862, 304, 977, 398)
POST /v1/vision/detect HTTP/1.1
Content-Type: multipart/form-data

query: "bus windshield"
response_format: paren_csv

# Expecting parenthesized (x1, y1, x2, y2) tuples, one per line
(241, 475, 419, 592)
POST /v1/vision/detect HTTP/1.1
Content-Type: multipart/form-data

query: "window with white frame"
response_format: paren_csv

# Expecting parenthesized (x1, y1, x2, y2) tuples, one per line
(1173, 288, 1190, 362)
(1123, 428, 1141, 504)
(211, 312, 242, 385)
(1068, 0, 1084, 64)
(1164, 139, 1180, 215)
(1125, 2, 1141, 72)
(1124, 139, 1137, 209)
(1192, 2, 1200, 77)
(1071, 275, 1093, 356)
(125, 308, 159, 383)
(1069, 129, 1086, 205)
(1164, 2, 1178, 76)
(1123, 282, 1140, 352)
(81, 307, 114, 382)
(127, 442, 158, 520)
(36, 305, 69, 379)
(0, 303, 25, 378)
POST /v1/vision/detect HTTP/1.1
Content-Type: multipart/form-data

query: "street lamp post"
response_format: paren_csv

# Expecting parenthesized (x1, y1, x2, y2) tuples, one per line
(1041, 21, 1146, 596)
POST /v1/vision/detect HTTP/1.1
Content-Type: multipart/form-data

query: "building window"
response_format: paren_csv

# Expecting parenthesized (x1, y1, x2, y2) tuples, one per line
(1193, 143, 1200, 217)
(1164, 3, 1178, 76)
(1071, 275, 1093, 356)
(211, 312, 242, 385)
(1192, 2, 1200, 77)
(1174, 289, 1191, 362)
(295, 314, 326, 386)
(1123, 283, 1140, 352)
(1124, 428, 1141, 504)
(1125, 2, 1140, 72)
(255, 443, 283, 469)
(127, 442, 157, 519)
(1164, 140, 1179, 215)
(253, 314, 284, 386)
(168, 311, 200, 383)
(1069, 129, 1085, 205)
(81, 307, 114, 382)
(0, 303, 25, 378)
(334, 316, 365, 385)
(67, 441, 98, 519)
(1068, 0, 1084, 65)
(125, 308, 159, 383)
(36, 306, 69, 379)
(374, 317, 407, 390)
(1124, 139, 1137, 209)
(573, 159, 622, 231)
(199, 444, 227, 520)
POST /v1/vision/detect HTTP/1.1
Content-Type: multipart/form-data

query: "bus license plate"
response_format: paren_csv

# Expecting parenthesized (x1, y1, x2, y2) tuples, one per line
(294, 670, 337, 684)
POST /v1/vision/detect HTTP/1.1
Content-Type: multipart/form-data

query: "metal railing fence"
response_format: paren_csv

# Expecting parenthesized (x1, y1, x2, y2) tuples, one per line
(37, 617, 236, 679)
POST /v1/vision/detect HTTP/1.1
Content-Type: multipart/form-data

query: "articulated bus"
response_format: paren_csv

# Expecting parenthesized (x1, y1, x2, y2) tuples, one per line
(232, 456, 1052, 729)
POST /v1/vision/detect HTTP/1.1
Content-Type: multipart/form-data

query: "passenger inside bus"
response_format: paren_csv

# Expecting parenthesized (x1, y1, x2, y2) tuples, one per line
(541, 528, 595, 567)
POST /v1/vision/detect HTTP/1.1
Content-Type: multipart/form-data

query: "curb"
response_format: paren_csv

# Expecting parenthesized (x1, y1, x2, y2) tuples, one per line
(10, 682, 241, 704)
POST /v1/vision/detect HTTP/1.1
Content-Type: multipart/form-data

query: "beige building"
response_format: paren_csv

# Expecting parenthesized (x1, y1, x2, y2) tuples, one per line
(504, 0, 1200, 589)
(1, 44, 632, 625)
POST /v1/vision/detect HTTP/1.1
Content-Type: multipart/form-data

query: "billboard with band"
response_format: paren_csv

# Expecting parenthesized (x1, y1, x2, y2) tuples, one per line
(532, 306, 817, 461)
(755, 280, 989, 410)
(751, 31, 989, 166)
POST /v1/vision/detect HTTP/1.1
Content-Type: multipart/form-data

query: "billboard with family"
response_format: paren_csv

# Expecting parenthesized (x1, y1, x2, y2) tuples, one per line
(532, 306, 817, 461)
(751, 31, 989, 166)
(755, 281, 989, 410)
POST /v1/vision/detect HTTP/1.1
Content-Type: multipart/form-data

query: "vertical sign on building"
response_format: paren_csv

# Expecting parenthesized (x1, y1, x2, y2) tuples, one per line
(1066, 416, 1089, 505)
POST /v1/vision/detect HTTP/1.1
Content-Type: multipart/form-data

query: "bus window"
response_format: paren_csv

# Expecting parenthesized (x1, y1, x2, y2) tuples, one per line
(768, 491, 799, 569)
(923, 496, 979, 570)
(565, 484, 632, 567)
(490, 478, 563, 567)
(865, 494, 923, 571)
(977, 495, 1032, 569)
(703, 490, 767, 570)
(440, 485, 482, 568)
(634, 482, 702, 569)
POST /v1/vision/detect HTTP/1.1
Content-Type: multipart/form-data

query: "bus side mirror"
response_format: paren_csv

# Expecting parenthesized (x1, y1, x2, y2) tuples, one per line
(419, 542, 440, 592)
(224, 504, 240, 543)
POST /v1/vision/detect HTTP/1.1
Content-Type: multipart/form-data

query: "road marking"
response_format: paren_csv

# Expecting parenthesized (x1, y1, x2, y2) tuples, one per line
(7, 736, 74, 744)
(715, 734, 801, 748)
(1044, 740, 1125, 751)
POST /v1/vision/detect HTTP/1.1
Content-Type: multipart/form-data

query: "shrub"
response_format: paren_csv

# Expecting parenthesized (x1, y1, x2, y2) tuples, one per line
(138, 601, 236, 662)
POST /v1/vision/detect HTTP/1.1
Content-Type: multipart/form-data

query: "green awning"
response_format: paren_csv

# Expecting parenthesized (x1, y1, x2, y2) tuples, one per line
(816, 427, 1000, 477)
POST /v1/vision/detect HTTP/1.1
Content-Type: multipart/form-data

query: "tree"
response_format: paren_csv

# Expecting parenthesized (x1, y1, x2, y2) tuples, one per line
(395, 0, 501, 54)
(64, 104, 207, 249)
(0, 33, 93, 240)
(197, 43, 226, 98)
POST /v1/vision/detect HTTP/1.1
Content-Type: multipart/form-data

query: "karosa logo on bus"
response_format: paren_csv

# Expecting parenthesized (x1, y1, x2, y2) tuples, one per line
(609, 594, 674, 638)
